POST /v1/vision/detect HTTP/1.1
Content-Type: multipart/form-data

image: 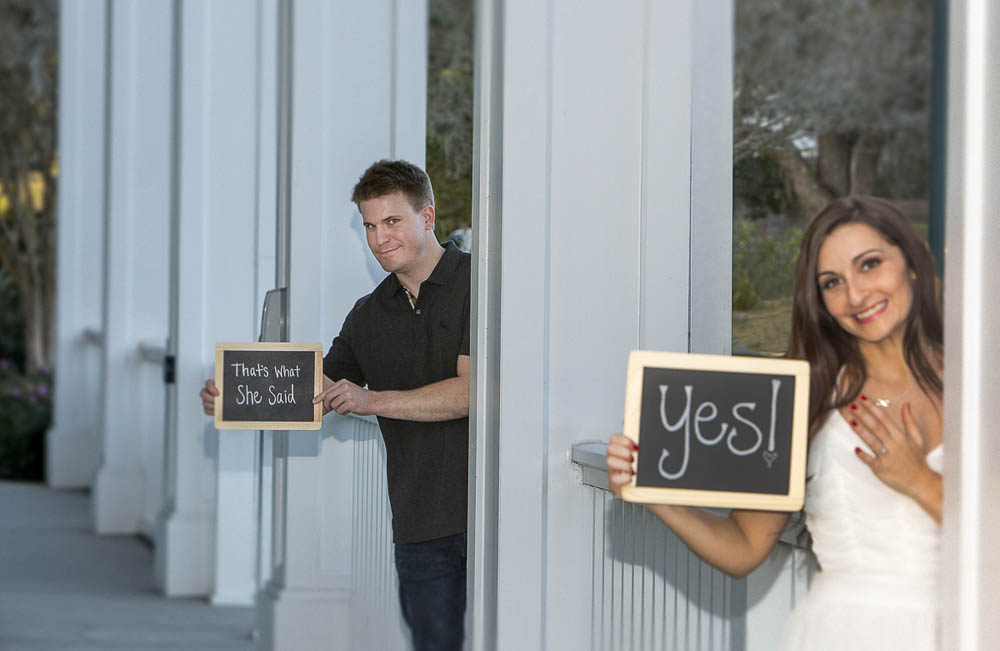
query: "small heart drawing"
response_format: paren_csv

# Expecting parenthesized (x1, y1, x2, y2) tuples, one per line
(762, 450, 779, 468)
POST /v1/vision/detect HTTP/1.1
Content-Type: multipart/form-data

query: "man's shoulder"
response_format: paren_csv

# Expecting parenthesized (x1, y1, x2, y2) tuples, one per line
(362, 272, 402, 301)
(346, 289, 377, 317)
(446, 244, 471, 283)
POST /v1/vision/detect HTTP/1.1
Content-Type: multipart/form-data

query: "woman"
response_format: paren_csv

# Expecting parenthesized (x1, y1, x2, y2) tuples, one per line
(606, 196, 943, 650)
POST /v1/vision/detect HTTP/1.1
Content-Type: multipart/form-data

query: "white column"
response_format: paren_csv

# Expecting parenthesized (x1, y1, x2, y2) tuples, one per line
(256, 1, 427, 648)
(92, 0, 173, 535)
(942, 1, 1000, 648)
(210, 0, 279, 608)
(480, 1, 733, 648)
(48, 0, 107, 489)
(158, 0, 277, 597)
(688, 0, 734, 355)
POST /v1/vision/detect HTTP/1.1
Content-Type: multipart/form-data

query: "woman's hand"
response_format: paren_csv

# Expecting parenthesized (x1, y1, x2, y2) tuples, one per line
(847, 398, 942, 522)
(605, 433, 638, 499)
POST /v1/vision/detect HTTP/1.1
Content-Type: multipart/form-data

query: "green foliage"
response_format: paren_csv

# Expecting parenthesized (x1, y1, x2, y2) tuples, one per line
(0, 269, 24, 365)
(733, 154, 798, 221)
(428, 136, 472, 239)
(0, 0, 59, 372)
(734, 0, 933, 219)
(732, 219, 803, 311)
(427, 0, 474, 239)
(0, 359, 50, 480)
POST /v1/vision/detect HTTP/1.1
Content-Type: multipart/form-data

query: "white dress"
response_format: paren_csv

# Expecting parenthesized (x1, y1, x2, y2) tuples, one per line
(779, 410, 942, 650)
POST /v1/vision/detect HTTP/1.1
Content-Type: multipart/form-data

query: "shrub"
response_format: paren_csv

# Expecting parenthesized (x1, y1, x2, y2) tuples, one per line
(0, 359, 51, 480)
(732, 218, 803, 310)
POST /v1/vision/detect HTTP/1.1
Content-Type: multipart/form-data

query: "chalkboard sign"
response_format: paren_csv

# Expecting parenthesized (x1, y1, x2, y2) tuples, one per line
(620, 351, 810, 511)
(213, 342, 323, 430)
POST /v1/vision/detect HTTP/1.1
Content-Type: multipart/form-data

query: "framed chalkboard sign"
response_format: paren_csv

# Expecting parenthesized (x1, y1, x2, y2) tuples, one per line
(214, 342, 324, 430)
(620, 351, 810, 511)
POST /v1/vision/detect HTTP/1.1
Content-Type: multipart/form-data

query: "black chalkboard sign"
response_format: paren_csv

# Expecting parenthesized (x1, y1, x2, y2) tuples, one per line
(214, 342, 323, 430)
(620, 351, 810, 510)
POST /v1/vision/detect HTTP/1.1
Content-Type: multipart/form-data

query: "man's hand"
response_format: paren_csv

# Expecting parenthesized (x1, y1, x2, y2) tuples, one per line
(199, 379, 219, 416)
(313, 379, 376, 416)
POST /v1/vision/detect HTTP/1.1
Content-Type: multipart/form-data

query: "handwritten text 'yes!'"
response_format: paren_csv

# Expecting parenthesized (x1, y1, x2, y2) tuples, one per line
(656, 379, 782, 480)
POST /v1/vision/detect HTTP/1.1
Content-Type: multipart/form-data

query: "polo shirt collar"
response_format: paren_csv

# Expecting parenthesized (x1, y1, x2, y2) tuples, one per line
(389, 240, 463, 295)
(424, 241, 462, 285)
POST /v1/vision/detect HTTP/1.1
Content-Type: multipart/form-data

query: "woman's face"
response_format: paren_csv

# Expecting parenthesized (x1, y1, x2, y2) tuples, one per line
(816, 222, 914, 345)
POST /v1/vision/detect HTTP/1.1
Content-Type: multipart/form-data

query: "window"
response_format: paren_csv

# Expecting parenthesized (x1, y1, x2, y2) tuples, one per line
(732, 1, 936, 355)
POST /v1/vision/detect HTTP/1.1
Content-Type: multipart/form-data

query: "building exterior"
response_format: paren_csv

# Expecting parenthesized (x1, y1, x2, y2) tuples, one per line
(49, 0, 999, 649)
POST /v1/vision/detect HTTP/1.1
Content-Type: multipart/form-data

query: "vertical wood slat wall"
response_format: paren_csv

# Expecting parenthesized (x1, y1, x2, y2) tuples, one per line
(349, 415, 409, 650)
(588, 487, 735, 651)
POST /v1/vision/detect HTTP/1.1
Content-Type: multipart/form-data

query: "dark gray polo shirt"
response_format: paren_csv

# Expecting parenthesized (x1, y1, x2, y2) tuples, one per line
(323, 241, 470, 544)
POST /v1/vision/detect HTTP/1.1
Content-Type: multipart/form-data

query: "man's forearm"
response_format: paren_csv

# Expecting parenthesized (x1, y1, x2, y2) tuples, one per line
(368, 375, 470, 422)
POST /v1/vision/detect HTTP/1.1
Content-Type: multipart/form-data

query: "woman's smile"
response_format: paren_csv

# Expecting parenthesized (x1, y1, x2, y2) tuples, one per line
(854, 299, 887, 323)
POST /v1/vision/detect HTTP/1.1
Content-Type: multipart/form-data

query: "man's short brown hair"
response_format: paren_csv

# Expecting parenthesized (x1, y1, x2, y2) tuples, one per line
(351, 159, 435, 212)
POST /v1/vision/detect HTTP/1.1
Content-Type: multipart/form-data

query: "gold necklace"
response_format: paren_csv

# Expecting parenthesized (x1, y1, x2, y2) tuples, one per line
(871, 382, 915, 408)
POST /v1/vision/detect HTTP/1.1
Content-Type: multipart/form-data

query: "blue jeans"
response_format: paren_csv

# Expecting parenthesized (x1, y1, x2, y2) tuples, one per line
(394, 532, 467, 651)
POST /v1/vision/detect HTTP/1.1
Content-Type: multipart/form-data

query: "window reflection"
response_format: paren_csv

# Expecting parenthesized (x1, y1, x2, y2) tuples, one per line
(731, 2, 934, 356)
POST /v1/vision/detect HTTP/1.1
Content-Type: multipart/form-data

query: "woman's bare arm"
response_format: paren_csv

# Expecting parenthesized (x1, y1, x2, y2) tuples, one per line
(606, 433, 789, 578)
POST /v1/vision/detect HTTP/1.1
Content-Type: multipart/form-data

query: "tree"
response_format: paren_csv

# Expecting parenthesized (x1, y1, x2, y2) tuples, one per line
(0, 0, 58, 372)
(427, 0, 474, 239)
(734, 0, 932, 221)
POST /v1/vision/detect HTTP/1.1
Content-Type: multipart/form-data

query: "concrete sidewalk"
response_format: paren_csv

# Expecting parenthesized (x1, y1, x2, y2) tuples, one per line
(0, 481, 254, 651)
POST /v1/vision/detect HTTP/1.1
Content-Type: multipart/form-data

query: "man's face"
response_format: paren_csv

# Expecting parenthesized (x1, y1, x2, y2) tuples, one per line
(359, 191, 435, 275)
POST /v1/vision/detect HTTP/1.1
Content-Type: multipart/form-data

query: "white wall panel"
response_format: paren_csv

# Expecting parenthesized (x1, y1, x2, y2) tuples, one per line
(489, 1, 739, 649)
(137, 349, 166, 539)
(494, 0, 550, 643)
(49, 0, 107, 489)
(688, 0, 733, 355)
(943, 1, 1000, 648)
(348, 416, 410, 651)
(162, 0, 277, 598)
(93, 0, 173, 536)
(543, 2, 645, 648)
(260, 0, 427, 648)
(586, 491, 737, 651)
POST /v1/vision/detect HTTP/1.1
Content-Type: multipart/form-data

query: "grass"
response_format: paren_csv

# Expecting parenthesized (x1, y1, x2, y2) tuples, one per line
(732, 296, 793, 356)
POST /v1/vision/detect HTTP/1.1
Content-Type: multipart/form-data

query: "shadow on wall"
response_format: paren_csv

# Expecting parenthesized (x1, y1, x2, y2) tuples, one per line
(598, 497, 812, 624)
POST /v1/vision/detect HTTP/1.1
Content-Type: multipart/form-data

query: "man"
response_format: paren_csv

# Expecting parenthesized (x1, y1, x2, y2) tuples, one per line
(200, 160, 470, 651)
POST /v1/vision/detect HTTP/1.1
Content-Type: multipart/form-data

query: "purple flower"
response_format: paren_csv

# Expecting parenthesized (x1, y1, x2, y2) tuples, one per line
(40, 365, 50, 375)
(10, 387, 21, 397)
(0, 359, 8, 370)
(27, 394, 37, 404)
(36, 383, 49, 396)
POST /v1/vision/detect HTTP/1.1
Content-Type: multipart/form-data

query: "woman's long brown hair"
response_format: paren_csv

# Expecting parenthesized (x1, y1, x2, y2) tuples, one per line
(786, 196, 943, 435)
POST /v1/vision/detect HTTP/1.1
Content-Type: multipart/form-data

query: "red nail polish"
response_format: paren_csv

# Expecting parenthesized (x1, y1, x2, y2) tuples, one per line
(632, 443, 639, 451)
(850, 419, 858, 427)
(850, 403, 858, 411)
(854, 447, 861, 454)
(860, 394, 868, 401)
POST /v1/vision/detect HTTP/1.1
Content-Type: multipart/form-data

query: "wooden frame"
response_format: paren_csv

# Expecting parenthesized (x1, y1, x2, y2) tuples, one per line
(620, 350, 810, 511)
(214, 342, 324, 430)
